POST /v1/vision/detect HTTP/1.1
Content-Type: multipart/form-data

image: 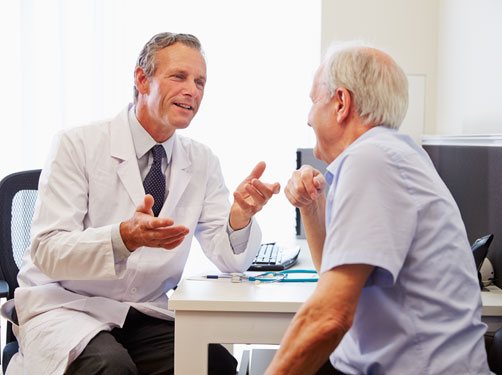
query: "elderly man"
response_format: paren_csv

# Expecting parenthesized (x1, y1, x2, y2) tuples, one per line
(267, 44, 489, 375)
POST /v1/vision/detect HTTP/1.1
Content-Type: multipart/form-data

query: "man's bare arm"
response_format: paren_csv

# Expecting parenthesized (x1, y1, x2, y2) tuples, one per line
(265, 264, 374, 375)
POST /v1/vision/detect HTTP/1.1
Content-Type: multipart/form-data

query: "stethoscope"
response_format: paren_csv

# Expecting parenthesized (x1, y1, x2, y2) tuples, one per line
(244, 269, 318, 283)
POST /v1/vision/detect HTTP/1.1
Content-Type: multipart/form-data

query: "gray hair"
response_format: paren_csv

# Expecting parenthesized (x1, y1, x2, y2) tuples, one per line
(321, 43, 408, 130)
(133, 32, 203, 103)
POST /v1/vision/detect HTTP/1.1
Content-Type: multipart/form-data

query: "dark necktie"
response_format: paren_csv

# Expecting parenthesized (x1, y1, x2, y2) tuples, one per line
(143, 144, 166, 217)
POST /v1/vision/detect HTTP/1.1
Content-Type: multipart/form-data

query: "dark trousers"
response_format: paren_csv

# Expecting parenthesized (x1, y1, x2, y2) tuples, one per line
(65, 308, 237, 375)
(316, 360, 341, 375)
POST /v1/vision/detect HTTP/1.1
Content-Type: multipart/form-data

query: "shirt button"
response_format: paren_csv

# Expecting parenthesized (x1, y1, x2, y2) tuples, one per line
(131, 287, 137, 294)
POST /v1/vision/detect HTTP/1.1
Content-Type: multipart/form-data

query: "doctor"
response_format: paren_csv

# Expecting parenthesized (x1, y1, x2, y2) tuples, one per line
(7, 32, 280, 375)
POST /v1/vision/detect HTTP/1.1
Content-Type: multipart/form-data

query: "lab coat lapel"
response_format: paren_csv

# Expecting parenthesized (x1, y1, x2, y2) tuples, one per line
(110, 107, 144, 208)
(162, 135, 191, 216)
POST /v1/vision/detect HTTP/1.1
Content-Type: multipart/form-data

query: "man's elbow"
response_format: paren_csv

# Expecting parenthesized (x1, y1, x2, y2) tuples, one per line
(32, 247, 59, 279)
(317, 310, 354, 344)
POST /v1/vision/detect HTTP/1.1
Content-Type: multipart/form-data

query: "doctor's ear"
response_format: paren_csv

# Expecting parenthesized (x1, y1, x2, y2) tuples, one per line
(333, 87, 352, 123)
(134, 67, 150, 96)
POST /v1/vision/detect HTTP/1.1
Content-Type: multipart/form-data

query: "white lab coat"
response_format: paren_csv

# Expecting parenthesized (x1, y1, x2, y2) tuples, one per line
(6, 105, 261, 374)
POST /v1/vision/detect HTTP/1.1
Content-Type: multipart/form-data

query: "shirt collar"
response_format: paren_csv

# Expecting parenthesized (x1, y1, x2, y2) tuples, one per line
(128, 106, 174, 163)
(325, 125, 395, 179)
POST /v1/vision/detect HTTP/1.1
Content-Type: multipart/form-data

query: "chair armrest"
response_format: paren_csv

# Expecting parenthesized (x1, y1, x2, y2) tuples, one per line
(488, 328, 502, 374)
(0, 280, 9, 298)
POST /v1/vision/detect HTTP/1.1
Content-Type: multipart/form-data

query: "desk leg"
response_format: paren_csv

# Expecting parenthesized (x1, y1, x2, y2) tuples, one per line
(174, 311, 209, 374)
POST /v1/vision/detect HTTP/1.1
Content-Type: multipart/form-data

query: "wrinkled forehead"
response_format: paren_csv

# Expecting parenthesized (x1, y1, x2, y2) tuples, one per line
(156, 43, 206, 73)
(310, 65, 330, 98)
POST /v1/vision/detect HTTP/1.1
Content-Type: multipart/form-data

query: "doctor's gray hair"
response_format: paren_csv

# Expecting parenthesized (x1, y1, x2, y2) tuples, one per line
(321, 42, 408, 130)
(133, 32, 203, 103)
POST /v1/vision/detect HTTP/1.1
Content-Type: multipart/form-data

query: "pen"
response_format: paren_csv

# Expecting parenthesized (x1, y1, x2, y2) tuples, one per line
(205, 274, 232, 279)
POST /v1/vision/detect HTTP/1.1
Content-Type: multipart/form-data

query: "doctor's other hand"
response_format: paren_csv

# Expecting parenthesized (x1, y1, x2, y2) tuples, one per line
(230, 161, 280, 230)
(285, 165, 326, 209)
(120, 194, 190, 251)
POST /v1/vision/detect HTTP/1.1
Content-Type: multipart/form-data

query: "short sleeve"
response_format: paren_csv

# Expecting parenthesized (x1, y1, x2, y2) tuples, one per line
(321, 144, 418, 287)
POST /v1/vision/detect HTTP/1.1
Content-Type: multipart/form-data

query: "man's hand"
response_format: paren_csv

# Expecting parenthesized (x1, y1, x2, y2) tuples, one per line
(229, 161, 280, 230)
(285, 165, 327, 270)
(120, 195, 189, 251)
(284, 165, 326, 210)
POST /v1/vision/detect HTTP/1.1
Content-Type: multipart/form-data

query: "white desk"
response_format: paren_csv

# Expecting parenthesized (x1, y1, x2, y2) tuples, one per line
(169, 240, 315, 374)
(482, 284, 502, 333)
(169, 240, 502, 375)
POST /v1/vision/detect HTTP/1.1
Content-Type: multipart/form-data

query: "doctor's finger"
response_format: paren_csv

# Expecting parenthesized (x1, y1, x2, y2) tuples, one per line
(161, 236, 186, 250)
(234, 191, 253, 212)
(245, 184, 267, 207)
(243, 161, 266, 182)
(143, 216, 175, 229)
(152, 225, 190, 238)
(144, 231, 188, 249)
(137, 195, 155, 215)
(251, 179, 281, 197)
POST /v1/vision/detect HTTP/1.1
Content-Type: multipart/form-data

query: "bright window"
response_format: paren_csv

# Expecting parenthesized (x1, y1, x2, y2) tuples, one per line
(1, 0, 321, 241)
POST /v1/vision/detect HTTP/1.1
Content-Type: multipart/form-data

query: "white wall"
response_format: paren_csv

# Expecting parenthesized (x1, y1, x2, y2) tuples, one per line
(321, 0, 439, 138)
(321, 0, 502, 137)
(436, 0, 502, 135)
(0, 0, 321, 242)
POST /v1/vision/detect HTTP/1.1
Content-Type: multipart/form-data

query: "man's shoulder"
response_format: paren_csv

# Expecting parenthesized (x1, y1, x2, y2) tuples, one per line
(344, 138, 390, 167)
(59, 117, 114, 140)
(349, 130, 418, 166)
(60, 106, 128, 140)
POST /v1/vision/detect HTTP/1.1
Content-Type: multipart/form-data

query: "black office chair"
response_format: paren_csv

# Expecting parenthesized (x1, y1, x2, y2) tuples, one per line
(0, 169, 41, 373)
(471, 234, 494, 290)
(486, 328, 502, 374)
(469, 234, 502, 373)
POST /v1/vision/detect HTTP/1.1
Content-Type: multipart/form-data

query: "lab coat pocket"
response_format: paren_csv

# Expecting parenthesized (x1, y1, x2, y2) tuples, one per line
(18, 314, 67, 374)
(88, 168, 134, 225)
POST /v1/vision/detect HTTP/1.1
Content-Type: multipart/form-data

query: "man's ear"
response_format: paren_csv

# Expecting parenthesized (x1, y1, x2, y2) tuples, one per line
(134, 67, 150, 96)
(334, 87, 352, 124)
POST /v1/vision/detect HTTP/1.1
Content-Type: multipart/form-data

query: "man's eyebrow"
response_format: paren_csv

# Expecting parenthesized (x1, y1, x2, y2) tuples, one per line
(167, 68, 206, 80)
(168, 68, 187, 75)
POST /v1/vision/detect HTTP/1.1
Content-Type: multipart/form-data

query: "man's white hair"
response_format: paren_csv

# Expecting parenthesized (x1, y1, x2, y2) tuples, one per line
(321, 42, 409, 130)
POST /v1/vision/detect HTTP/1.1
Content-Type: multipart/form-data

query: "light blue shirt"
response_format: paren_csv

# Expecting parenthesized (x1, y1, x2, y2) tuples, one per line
(321, 126, 489, 374)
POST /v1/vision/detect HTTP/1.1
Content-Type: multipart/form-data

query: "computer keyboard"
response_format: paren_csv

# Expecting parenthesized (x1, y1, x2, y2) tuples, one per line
(248, 242, 300, 271)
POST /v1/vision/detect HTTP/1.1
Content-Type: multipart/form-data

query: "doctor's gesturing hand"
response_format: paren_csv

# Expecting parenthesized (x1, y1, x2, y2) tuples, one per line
(120, 194, 190, 251)
(229, 161, 281, 230)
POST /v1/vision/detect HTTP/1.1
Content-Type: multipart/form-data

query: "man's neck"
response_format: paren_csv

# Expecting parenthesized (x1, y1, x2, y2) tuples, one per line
(135, 105, 175, 143)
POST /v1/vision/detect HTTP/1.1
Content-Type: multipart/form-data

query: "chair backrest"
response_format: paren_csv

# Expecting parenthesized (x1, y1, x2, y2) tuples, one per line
(0, 169, 40, 373)
(471, 234, 494, 271)
(0, 170, 41, 295)
(0, 169, 41, 345)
